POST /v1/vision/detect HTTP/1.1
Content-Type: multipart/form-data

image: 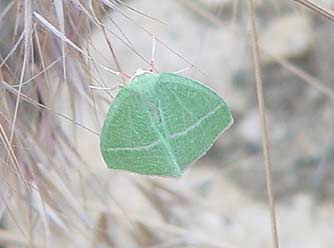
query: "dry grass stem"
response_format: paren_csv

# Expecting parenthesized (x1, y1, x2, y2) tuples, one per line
(247, 0, 280, 247)
(293, 0, 334, 22)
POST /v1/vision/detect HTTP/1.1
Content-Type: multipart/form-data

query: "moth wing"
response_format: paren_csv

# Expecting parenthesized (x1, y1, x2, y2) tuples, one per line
(100, 87, 180, 176)
(156, 73, 233, 170)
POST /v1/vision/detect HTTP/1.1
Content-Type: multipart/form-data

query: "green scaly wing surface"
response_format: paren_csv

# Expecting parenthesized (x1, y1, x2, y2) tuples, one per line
(100, 72, 233, 177)
(100, 75, 180, 176)
(156, 73, 233, 171)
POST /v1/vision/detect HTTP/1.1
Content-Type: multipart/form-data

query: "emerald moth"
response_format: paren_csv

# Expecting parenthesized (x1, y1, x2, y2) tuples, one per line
(100, 71, 233, 177)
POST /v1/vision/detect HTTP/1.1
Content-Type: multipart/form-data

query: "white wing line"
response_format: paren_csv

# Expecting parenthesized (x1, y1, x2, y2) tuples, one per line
(170, 104, 223, 139)
(105, 140, 160, 152)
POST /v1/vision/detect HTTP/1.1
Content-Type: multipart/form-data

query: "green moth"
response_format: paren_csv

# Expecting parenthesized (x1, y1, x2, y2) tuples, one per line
(100, 72, 233, 177)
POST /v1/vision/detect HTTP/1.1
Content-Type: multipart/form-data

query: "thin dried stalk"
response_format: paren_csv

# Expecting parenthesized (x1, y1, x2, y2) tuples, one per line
(263, 50, 334, 99)
(10, 0, 32, 144)
(293, 0, 334, 22)
(247, 0, 280, 248)
(178, 0, 333, 99)
(0, 0, 108, 243)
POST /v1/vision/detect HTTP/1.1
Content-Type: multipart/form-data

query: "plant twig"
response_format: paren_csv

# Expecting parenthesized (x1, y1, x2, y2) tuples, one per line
(178, 0, 332, 99)
(293, 0, 334, 22)
(247, 1, 280, 248)
(263, 50, 334, 99)
(10, 0, 32, 144)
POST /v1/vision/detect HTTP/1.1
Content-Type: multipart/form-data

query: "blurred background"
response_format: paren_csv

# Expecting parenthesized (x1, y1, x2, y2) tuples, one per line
(0, 0, 333, 247)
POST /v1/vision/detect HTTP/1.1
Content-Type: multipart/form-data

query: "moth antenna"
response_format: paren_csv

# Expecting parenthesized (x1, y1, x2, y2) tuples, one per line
(173, 67, 191, 74)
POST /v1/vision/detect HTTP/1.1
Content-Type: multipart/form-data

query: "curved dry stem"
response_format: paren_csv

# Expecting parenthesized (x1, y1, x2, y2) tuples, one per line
(293, 0, 334, 22)
(247, 0, 280, 247)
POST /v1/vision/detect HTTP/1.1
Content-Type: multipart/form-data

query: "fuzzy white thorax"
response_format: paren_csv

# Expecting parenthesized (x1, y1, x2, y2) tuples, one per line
(130, 68, 154, 81)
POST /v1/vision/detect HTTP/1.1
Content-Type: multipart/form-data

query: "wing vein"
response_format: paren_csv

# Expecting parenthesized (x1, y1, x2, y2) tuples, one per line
(166, 86, 207, 139)
(170, 104, 223, 139)
(105, 140, 160, 152)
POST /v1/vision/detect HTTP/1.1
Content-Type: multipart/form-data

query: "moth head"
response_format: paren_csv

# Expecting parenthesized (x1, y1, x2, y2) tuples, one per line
(130, 68, 153, 81)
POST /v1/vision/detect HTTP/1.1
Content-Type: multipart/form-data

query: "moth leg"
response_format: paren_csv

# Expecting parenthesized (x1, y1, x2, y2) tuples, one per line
(149, 35, 156, 72)
(102, 66, 131, 79)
